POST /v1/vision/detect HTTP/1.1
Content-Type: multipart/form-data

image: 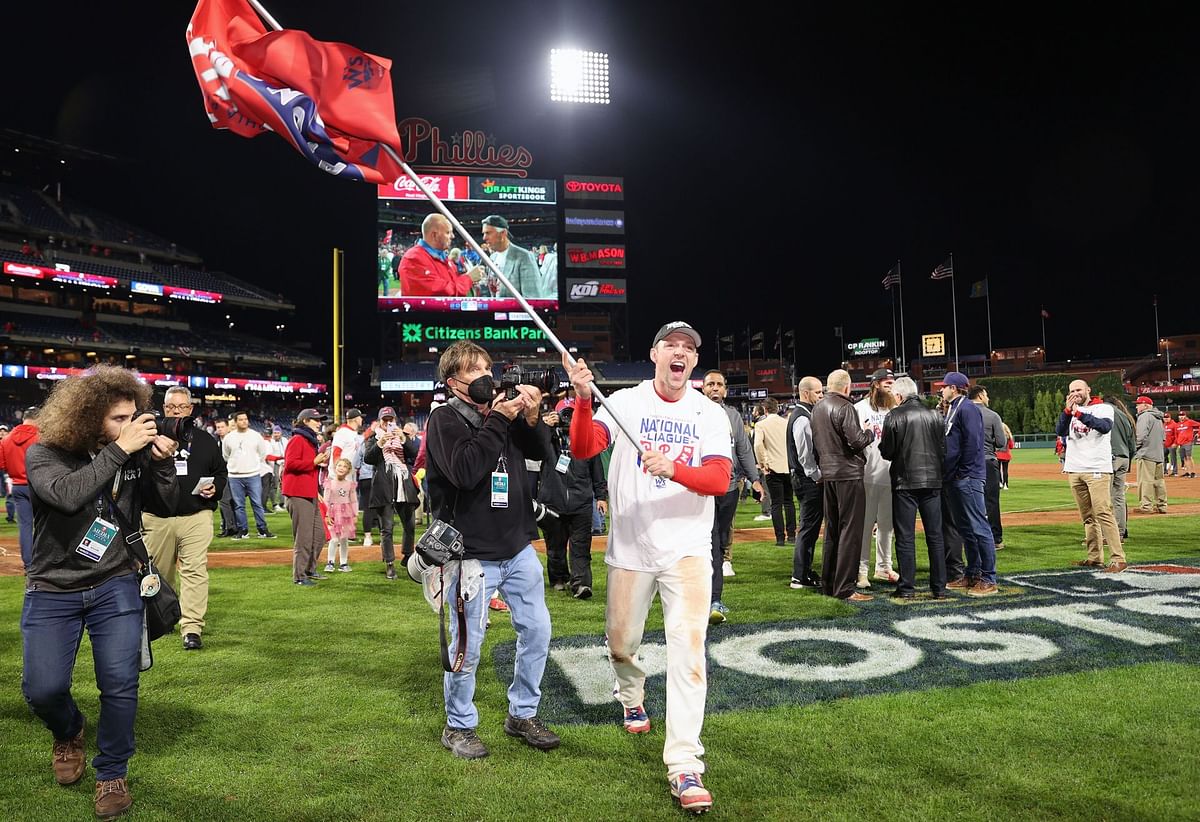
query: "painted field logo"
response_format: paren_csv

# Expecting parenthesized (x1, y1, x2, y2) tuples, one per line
(493, 562, 1200, 725)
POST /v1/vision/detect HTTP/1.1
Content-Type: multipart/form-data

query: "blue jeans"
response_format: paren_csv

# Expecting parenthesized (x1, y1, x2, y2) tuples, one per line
(12, 483, 33, 569)
(21, 573, 142, 780)
(944, 477, 997, 584)
(444, 545, 551, 730)
(229, 474, 268, 534)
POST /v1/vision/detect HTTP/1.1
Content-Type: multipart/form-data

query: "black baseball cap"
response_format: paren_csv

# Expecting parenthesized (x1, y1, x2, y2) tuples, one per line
(870, 368, 895, 382)
(482, 215, 509, 230)
(296, 408, 330, 424)
(345, 408, 363, 421)
(652, 321, 702, 347)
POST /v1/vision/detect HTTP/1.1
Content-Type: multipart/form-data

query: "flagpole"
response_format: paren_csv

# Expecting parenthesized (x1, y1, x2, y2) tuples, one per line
(248, 0, 646, 449)
(1041, 305, 1047, 356)
(897, 261, 907, 372)
(889, 283, 898, 373)
(332, 247, 342, 422)
(950, 252, 959, 371)
(985, 276, 993, 367)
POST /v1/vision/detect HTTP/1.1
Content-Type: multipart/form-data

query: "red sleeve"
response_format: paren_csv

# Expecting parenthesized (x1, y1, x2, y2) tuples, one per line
(398, 250, 433, 297)
(672, 457, 732, 496)
(569, 400, 610, 459)
(330, 445, 343, 464)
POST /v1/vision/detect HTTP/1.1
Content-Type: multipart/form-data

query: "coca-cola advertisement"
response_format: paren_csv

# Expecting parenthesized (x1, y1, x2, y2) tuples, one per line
(378, 177, 559, 312)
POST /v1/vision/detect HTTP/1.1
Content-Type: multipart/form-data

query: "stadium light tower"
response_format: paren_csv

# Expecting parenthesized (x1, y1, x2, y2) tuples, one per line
(550, 49, 610, 104)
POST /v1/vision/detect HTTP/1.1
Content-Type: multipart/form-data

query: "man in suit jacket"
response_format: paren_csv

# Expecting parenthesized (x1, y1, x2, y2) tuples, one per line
(482, 215, 554, 299)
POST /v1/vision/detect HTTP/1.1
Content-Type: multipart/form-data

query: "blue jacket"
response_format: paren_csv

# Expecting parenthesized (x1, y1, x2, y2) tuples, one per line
(944, 396, 986, 481)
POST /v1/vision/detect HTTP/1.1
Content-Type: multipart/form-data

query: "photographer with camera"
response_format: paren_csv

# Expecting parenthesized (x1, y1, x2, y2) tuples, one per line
(423, 341, 559, 760)
(537, 404, 608, 599)
(140, 386, 227, 651)
(21, 366, 180, 818)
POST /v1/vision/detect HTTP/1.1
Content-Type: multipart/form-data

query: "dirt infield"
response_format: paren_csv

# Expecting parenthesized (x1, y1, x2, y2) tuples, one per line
(2, 461, 1198, 575)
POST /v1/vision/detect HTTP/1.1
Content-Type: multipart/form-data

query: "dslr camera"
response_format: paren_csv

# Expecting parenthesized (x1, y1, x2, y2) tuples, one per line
(152, 412, 194, 443)
(407, 519, 466, 582)
(500, 364, 560, 401)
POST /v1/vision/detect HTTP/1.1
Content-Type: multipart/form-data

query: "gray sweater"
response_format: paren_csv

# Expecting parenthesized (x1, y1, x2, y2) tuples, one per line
(1134, 407, 1165, 462)
(26, 440, 179, 592)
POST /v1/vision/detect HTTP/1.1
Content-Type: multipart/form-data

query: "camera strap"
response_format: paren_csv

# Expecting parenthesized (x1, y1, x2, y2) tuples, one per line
(438, 565, 468, 672)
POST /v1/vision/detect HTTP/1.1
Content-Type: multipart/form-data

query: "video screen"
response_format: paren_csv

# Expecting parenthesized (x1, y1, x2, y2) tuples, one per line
(377, 175, 558, 313)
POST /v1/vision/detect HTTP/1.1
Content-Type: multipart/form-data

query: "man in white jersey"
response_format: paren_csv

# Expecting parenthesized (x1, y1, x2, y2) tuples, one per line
(1055, 379, 1126, 572)
(566, 321, 732, 815)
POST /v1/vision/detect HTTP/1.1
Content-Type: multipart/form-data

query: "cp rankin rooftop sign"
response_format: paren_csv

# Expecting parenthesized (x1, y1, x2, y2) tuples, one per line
(398, 117, 534, 178)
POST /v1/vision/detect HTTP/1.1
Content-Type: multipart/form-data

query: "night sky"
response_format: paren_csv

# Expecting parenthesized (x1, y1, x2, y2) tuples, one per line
(2, 2, 1196, 377)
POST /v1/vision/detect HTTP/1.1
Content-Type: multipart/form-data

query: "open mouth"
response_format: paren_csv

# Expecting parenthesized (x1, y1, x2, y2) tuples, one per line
(670, 361, 686, 375)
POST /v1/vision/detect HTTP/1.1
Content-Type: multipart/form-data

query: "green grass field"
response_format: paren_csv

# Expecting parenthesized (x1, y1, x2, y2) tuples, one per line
(1, 449, 1198, 821)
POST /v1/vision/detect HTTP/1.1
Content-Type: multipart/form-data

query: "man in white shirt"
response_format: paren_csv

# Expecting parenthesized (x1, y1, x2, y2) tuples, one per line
(567, 321, 732, 815)
(1055, 379, 1125, 572)
(222, 411, 274, 539)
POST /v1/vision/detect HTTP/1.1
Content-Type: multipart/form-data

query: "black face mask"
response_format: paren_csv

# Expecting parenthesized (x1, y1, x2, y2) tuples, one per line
(457, 374, 496, 405)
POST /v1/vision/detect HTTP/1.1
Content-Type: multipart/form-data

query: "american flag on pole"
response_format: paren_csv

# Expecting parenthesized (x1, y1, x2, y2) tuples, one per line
(882, 265, 901, 289)
(930, 257, 954, 280)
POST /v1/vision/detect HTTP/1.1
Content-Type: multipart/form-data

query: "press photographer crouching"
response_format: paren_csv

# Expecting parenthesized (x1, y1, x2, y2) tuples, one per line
(22, 366, 181, 819)
(537, 404, 608, 599)
(421, 341, 560, 759)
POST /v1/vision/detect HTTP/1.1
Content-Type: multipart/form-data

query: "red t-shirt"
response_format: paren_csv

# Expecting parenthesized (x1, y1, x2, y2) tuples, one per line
(398, 244, 473, 297)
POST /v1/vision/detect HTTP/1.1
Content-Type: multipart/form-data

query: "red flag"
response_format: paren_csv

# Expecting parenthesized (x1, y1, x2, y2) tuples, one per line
(186, 0, 404, 184)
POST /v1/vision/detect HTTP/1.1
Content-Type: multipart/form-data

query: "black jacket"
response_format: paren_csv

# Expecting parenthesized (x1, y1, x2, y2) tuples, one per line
(363, 431, 420, 508)
(426, 397, 547, 561)
(537, 430, 607, 515)
(811, 392, 874, 481)
(26, 440, 180, 592)
(879, 396, 946, 490)
(141, 427, 227, 517)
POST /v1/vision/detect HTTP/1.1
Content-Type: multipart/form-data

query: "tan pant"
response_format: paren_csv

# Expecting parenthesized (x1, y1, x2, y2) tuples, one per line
(1135, 458, 1167, 513)
(1067, 472, 1125, 564)
(142, 510, 215, 636)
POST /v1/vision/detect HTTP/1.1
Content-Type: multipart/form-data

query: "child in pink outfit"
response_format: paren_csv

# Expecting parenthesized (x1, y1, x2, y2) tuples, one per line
(324, 458, 359, 572)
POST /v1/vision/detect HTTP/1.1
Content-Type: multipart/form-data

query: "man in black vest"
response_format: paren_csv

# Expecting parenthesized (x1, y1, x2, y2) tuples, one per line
(786, 376, 825, 589)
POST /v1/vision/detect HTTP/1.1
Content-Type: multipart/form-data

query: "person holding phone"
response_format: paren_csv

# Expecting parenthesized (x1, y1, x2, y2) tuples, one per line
(140, 386, 228, 651)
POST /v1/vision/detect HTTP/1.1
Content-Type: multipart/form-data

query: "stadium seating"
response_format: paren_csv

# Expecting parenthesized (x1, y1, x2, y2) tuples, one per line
(0, 183, 76, 235)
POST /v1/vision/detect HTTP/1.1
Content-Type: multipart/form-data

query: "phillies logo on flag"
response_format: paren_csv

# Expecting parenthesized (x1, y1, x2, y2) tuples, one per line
(186, 0, 404, 184)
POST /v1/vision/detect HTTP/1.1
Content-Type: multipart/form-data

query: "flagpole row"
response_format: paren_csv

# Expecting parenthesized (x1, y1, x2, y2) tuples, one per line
(951, 253, 959, 371)
(897, 261, 907, 373)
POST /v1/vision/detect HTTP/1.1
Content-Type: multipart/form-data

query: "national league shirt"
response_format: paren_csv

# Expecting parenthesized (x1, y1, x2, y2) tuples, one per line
(594, 380, 732, 572)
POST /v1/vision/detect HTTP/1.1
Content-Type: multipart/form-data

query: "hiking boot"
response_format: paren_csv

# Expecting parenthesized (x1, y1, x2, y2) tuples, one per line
(967, 581, 999, 597)
(94, 777, 131, 819)
(1102, 561, 1128, 573)
(503, 714, 560, 750)
(669, 772, 713, 814)
(52, 720, 86, 785)
(623, 705, 650, 734)
(709, 601, 729, 624)
(945, 576, 970, 589)
(441, 726, 489, 760)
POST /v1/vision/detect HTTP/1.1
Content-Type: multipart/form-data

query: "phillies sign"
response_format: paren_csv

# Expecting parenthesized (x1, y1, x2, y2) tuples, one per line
(567, 278, 627, 303)
(563, 175, 624, 201)
(396, 117, 533, 178)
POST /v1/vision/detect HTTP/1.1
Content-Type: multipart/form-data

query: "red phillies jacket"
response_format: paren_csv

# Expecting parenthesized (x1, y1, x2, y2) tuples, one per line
(0, 423, 39, 484)
(282, 428, 320, 498)
(1164, 419, 1178, 449)
(1177, 417, 1198, 446)
(398, 243, 473, 297)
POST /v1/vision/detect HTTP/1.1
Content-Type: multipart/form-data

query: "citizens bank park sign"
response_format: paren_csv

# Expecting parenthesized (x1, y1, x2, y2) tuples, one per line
(494, 561, 1200, 724)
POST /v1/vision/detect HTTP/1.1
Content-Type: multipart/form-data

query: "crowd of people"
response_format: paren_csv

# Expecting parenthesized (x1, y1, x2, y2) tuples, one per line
(8, 334, 1195, 818)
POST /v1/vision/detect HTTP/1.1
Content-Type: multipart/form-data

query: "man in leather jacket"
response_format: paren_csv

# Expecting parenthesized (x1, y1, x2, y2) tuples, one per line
(810, 369, 875, 601)
(879, 377, 948, 597)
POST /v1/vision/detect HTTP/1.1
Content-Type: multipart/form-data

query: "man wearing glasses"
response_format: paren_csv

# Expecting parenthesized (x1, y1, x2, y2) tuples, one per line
(141, 386, 228, 650)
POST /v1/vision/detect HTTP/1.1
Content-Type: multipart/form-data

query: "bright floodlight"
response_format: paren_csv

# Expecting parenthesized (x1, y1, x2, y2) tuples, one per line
(550, 49, 610, 104)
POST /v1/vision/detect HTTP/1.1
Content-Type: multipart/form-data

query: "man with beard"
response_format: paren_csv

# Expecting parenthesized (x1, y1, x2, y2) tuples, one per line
(567, 322, 732, 814)
(700, 370, 761, 622)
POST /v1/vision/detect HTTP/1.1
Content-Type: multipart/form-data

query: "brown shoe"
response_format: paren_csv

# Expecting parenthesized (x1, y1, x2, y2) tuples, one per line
(52, 720, 85, 785)
(1102, 561, 1128, 573)
(847, 592, 874, 602)
(945, 577, 969, 589)
(94, 777, 132, 819)
(1072, 559, 1104, 567)
(967, 581, 999, 597)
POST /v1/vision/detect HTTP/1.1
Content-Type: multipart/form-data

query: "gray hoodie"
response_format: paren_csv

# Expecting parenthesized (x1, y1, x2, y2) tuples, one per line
(1134, 407, 1165, 462)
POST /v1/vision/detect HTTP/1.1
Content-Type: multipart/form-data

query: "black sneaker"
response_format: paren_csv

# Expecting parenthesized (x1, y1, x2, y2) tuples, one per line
(258, 531, 277, 539)
(441, 726, 489, 759)
(573, 585, 593, 600)
(503, 714, 560, 750)
(308, 572, 329, 580)
(182, 633, 203, 650)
